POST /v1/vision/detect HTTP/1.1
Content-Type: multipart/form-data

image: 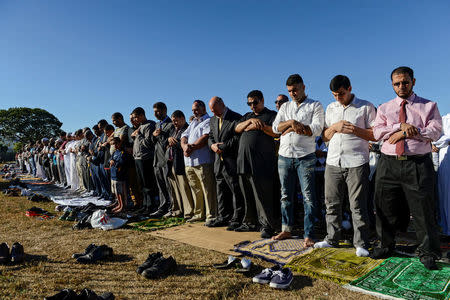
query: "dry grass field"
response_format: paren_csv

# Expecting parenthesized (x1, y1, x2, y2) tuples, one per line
(0, 179, 377, 300)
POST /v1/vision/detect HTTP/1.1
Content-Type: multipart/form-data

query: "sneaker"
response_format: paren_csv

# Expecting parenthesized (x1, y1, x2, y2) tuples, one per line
(72, 243, 97, 259)
(252, 265, 281, 284)
(59, 210, 71, 221)
(10, 242, 24, 263)
(0, 242, 10, 264)
(142, 256, 177, 279)
(136, 252, 163, 274)
(269, 267, 293, 289)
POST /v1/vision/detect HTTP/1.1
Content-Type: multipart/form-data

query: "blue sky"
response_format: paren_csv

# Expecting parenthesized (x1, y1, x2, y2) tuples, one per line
(1, 0, 449, 133)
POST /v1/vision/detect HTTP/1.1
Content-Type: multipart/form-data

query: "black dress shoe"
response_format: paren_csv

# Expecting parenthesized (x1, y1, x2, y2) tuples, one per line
(260, 227, 274, 239)
(44, 288, 78, 300)
(149, 210, 165, 218)
(0, 242, 10, 264)
(76, 245, 113, 264)
(10, 242, 24, 263)
(226, 222, 241, 231)
(136, 252, 163, 274)
(78, 288, 98, 300)
(420, 255, 438, 270)
(370, 247, 394, 259)
(72, 244, 97, 259)
(234, 223, 258, 232)
(142, 256, 177, 279)
(207, 219, 229, 228)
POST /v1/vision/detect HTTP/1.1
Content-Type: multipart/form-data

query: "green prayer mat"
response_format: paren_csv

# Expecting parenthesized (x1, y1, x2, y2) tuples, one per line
(128, 217, 185, 231)
(285, 248, 383, 284)
(345, 257, 450, 300)
(234, 238, 312, 265)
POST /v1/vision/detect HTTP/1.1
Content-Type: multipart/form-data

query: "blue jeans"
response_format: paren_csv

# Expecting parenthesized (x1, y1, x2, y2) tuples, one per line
(278, 154, 317, 238)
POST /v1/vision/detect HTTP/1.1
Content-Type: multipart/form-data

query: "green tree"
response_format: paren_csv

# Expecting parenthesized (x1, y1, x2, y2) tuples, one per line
(0, 107, 63, 144)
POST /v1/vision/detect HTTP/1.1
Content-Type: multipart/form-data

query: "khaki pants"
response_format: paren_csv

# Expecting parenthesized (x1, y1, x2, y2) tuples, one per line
(168, 166, 194, 217)
(185, 163, 217, 220)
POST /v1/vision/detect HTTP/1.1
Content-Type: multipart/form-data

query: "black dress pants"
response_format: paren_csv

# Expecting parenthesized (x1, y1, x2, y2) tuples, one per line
(375, 154, 441, 258)
(215, 162, 245, 224)
(135, 158, 158, 211)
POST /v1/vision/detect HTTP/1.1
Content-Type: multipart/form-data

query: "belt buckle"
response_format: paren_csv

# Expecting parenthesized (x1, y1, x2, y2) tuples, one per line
(396, 155, 407, 161)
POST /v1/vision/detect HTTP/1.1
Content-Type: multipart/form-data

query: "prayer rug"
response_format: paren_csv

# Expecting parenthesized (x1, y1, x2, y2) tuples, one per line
(128, 217, 185, 231)
(234, 238, 312, 265)
(285, 248, 383, 284)
(345, 257, 450, 300)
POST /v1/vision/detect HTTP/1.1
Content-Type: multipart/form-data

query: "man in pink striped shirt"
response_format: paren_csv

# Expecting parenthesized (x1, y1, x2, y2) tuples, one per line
(372, 66, 442, 269)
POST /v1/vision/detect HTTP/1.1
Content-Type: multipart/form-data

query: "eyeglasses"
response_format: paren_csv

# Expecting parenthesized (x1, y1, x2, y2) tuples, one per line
(393, 81, 411, 87)
(247, 100, 260, 106)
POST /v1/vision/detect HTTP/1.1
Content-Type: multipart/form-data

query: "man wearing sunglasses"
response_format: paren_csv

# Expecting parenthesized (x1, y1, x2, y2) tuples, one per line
(235, 90, 278, 238)
(271, 74, 324, 245)
(275, 94, 289, 111)
(372, 66, 442, 270)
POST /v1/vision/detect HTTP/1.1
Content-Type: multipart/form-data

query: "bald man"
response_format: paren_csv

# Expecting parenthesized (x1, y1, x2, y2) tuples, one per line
(208, 97, 245, 229)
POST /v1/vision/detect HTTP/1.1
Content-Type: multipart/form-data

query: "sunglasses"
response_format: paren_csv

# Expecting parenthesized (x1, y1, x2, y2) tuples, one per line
(247, 99, 260, 106)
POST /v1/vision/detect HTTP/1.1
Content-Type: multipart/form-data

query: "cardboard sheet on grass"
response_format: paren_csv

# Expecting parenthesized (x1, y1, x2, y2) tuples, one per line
(149, 222, 260, 255)
(128, 217, 186, 231)
(234, 238, 312, 265)
(345, 257, 450, 300)
(285, 248, 383, 284)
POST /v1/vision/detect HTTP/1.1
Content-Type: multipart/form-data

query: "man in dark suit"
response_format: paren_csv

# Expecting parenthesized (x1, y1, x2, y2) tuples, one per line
(208, 96, 245, 230)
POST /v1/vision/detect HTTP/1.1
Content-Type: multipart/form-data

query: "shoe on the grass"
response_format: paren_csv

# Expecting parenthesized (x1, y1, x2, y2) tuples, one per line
(212, 255, 240, 269)
(72, 243, 97, 259)
(44, 288, 78, 300)
(269, 267, 293, 289)
(0, 242, 11, 264)
(10, 242, 24, 263)
(253, 265, 281, 284)
(236, 258, 253, 273)
(76, 245, 113, 264)
(142, 256, 177, 279)
(136, 252, 163, 274)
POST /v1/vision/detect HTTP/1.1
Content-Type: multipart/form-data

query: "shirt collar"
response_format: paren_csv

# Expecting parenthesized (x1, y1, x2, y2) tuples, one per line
(194, 113, 209, 122)
(220, 107, 228, 119)
(395, 93, 416, 105)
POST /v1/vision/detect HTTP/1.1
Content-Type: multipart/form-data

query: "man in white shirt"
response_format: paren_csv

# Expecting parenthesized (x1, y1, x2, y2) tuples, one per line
(314, 75, 376, 257)
(272, 74, 324, 245)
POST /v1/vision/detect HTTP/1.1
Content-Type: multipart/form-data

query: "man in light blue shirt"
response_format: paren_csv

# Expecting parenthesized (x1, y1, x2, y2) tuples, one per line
(181, 100, 216, 225)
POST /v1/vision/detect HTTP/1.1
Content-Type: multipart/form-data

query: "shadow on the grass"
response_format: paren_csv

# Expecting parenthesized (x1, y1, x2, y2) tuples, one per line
(174, 264, 203, 276)
(291, 274, 314, 290)
(110, 254, 133, 263)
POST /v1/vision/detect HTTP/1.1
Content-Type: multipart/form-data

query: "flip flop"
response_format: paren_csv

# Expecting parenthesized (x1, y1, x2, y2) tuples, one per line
(213, 255, 240, 269)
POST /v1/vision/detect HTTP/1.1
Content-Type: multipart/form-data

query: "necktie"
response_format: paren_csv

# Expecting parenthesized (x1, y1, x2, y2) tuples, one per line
(219, 117, 223, 131)
(395, 100, 407, 156)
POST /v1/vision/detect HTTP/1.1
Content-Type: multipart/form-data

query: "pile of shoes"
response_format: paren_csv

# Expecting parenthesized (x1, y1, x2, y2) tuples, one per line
(212, 255, 253, 274)
(0, 242, 25, 264)
(25, 207, 53, 219)
(44, 288, 114, 300)
(27, 193, 51, 202)
(73, 244, 113, 264)
(252, 265, 293, 289)
(136, 252, 177, 279)
(2, 187, 21, 196)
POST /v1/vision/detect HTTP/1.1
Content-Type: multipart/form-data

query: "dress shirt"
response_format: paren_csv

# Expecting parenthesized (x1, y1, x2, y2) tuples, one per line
(325, 96, 376, 168)
(181, 114, 214, 167)
(272, 98, 324, 158)
(373, 93, 442, 155)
